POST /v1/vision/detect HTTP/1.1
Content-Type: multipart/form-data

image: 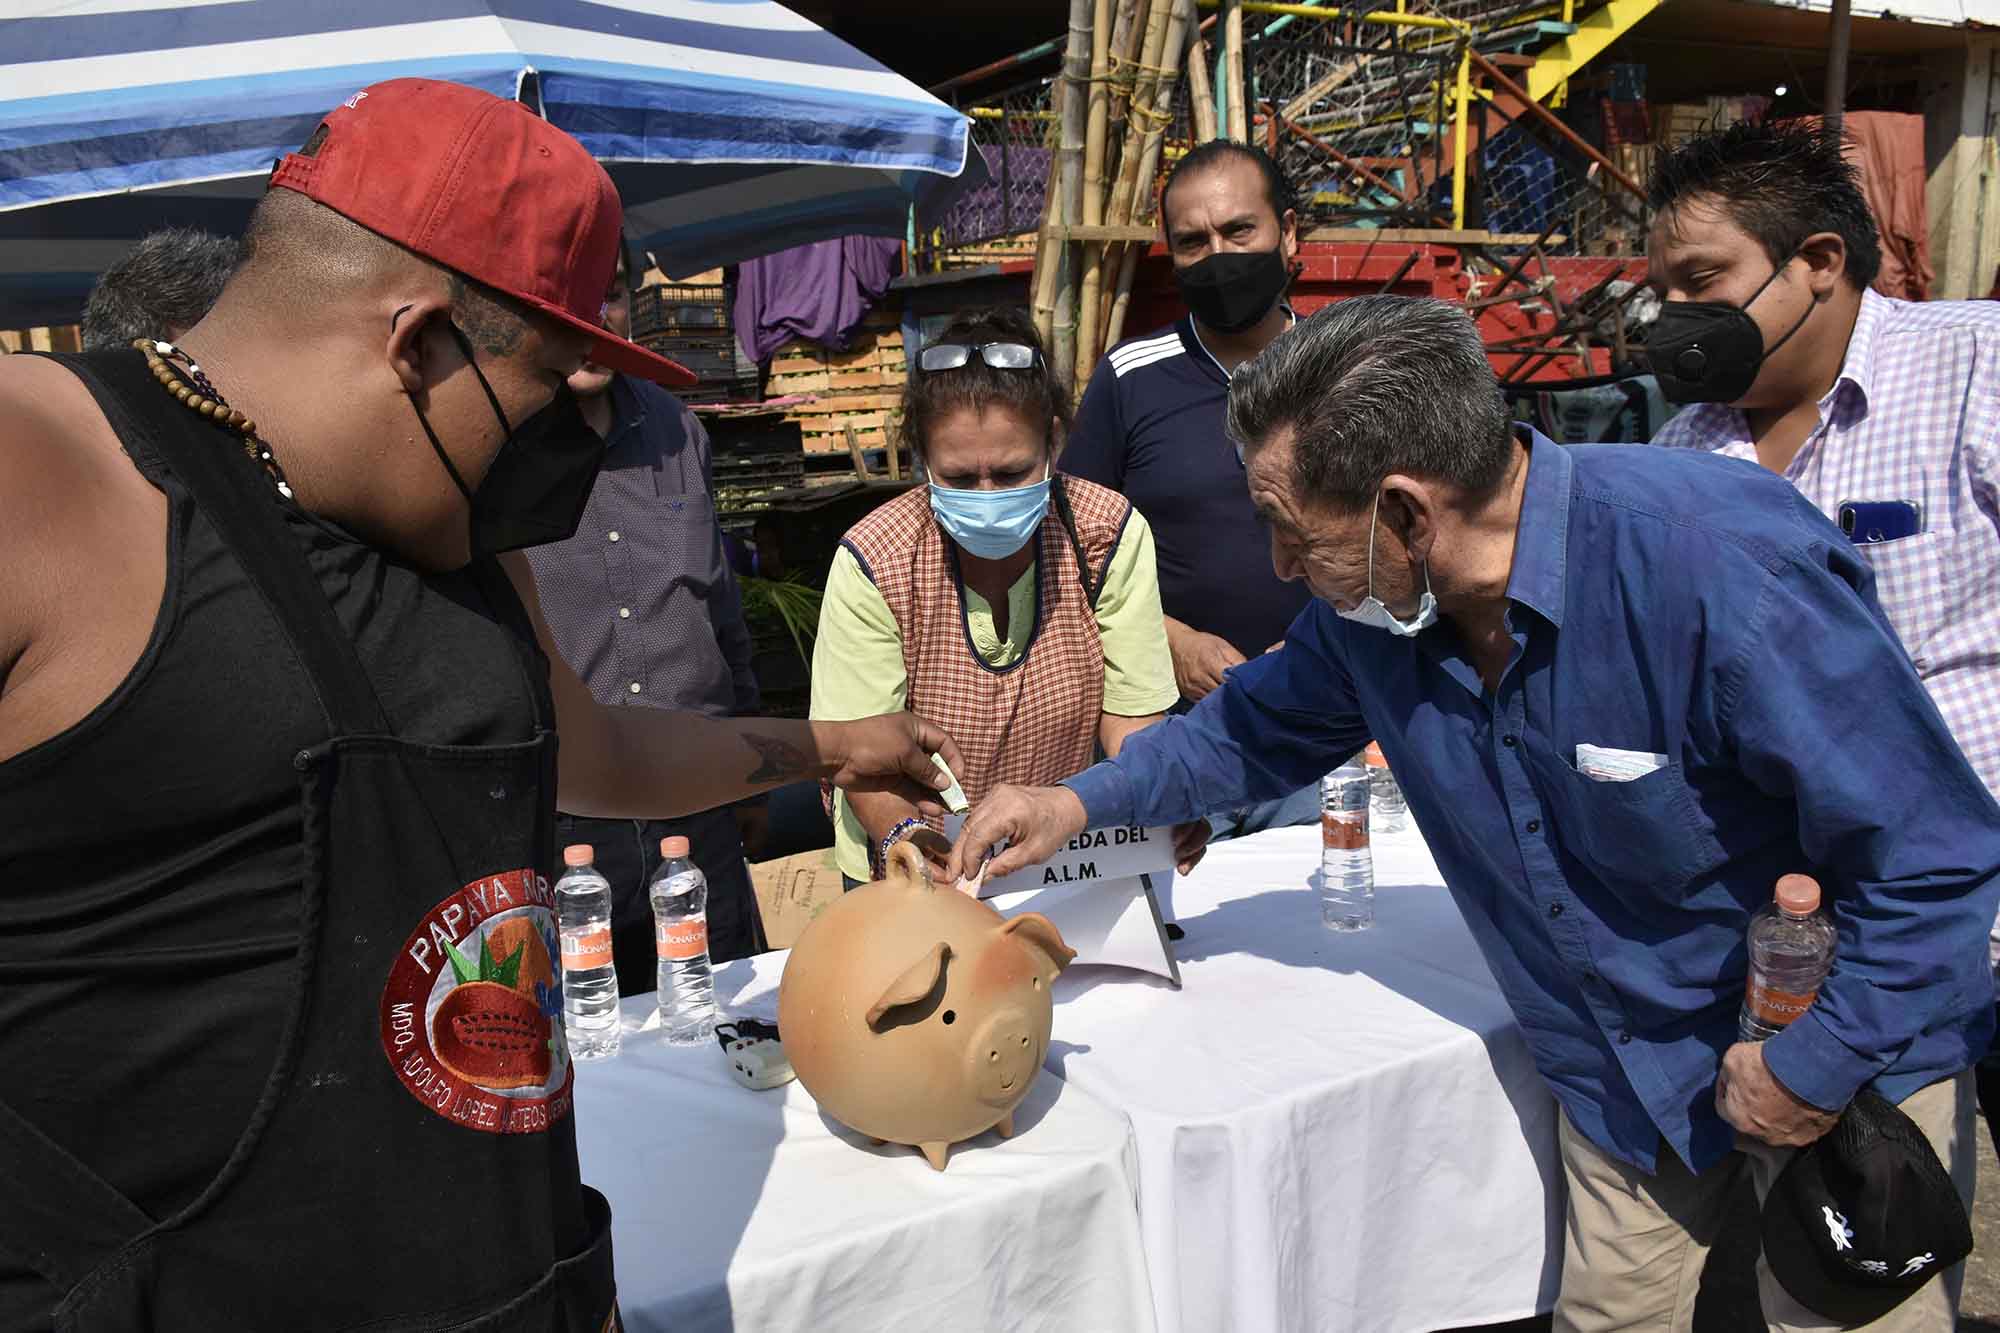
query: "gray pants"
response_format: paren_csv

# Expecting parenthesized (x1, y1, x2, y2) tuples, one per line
(1554, 1071, 1975, 1331)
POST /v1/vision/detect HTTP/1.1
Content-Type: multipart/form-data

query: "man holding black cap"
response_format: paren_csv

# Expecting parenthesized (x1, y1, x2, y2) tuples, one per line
(1646, 121, 2000, 1180)
(956, 296, 2000, 1332)
(0, 79, 958, 1329)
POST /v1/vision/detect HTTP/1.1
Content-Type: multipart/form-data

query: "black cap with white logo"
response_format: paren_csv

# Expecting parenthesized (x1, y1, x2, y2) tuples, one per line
(1760, 1087, 1972, 1323)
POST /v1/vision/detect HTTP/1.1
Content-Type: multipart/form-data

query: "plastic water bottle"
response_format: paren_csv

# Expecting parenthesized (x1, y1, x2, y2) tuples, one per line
(556, 844, 620, 1061)
(1365, 741, 1407, 834)
(1319, 757, 1374, 931)
(1739, 874, 1837, 1042)
(651, 836, 717, 1046)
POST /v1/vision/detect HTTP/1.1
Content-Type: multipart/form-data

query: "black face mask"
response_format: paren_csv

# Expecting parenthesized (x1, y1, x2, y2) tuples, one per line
(1175, 246, 1290, 335)
(1644, 254, 1815, 404)
(414, 323, 606, 559)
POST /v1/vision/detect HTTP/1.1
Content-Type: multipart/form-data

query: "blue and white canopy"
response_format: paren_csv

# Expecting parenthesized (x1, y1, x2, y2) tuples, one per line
(0, 0, 978, 328)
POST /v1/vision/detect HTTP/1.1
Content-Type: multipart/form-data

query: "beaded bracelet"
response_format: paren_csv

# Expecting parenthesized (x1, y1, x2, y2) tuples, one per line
(873, 816, 928, 879)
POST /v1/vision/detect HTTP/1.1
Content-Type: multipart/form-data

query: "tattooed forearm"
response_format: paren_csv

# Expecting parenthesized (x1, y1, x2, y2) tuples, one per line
(742, 732, 816, 785)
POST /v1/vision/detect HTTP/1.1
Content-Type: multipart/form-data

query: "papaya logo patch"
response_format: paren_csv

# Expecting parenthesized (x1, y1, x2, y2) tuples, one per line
(380, 869, 573, 1133)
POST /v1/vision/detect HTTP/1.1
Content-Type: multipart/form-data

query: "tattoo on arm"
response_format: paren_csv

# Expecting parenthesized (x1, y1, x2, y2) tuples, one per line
(742, 731, 815, 785)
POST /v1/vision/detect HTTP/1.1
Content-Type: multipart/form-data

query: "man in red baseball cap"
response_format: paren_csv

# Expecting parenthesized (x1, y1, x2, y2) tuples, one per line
(0, 79, 961, 1330)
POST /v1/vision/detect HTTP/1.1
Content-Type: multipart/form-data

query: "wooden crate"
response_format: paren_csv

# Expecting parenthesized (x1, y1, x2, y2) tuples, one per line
(766, 311, 907, 456)
(1653, 97, 1747, 146)
(0, 325, 82, 353)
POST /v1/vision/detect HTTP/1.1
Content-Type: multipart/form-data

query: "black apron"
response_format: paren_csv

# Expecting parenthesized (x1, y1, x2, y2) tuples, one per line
(0, 354, 617, 1330)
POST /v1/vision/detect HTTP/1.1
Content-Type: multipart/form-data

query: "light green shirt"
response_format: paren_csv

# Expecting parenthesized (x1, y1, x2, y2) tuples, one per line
(810, 511, 1179, 880)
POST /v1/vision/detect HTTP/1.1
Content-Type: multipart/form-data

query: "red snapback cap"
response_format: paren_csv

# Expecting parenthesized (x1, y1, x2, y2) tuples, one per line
(270, 78, 694, 388)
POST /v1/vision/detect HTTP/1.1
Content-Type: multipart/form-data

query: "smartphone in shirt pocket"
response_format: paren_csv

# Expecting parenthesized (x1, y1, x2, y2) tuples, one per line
(1837, 499, 1922, 545)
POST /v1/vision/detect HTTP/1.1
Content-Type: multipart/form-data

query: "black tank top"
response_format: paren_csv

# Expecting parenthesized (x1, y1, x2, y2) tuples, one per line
(0, 350, 549, 1229)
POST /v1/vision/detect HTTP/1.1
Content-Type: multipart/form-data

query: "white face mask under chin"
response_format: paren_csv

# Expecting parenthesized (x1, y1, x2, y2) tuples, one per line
(1335, 492, 1438, 637)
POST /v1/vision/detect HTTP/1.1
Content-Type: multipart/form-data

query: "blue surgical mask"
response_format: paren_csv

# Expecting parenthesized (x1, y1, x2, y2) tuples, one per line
(1337, 491, 1438, 637)
(928, 461, 1051, 560)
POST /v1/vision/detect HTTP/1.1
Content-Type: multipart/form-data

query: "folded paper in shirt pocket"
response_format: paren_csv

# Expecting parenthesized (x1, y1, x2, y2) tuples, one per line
(1575, 743, 1669, 782)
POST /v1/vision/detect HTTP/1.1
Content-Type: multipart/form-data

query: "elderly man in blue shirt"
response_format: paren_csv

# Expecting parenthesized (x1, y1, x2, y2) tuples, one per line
(948, 296, 2000, 1330)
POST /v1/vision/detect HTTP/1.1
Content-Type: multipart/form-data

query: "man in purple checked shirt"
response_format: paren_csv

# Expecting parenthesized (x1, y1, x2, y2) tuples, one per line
(1644, 121, 2000, 1155)
(526, 238, 771, 989)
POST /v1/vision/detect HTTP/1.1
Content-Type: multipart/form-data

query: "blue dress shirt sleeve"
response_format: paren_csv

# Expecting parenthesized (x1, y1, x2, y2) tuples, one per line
(1063, 602, 1371, 827)
(1728, 544, 2000, 1111)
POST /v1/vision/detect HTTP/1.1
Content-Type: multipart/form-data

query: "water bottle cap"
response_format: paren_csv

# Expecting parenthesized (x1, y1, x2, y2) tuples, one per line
(562, 844, 594, 868)
(661, 835, 691, 858)
(1364, 742, 1388, 768)
(1775, 873, 1820, 915)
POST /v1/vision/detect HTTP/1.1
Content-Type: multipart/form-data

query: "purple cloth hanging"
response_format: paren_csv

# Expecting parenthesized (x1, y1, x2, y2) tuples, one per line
(732, 235, 902, 364)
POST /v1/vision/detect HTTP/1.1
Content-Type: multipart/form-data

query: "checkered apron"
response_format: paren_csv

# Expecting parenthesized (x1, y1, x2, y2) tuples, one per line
(844, 478, 1133, 809)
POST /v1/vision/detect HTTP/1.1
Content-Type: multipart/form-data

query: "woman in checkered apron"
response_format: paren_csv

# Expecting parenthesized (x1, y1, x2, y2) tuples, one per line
(809, 307, 1207, 888)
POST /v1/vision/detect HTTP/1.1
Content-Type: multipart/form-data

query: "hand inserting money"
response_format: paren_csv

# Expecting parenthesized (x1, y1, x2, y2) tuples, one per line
(922, 753, 1000, 896)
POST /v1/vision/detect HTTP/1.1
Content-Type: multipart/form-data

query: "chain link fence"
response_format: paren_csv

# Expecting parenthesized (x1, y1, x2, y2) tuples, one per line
(916, 5, 1652, 266)
(1242, 24, 1453, 229)
(915, 76, 1058, 265)
(1240, 12, 1650, 252)
(1476, 112, 1649, 261)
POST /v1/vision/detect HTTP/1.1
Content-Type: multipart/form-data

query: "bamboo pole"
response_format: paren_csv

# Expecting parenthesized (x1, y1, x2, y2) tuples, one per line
(1029, 140, 1066, 347)
(1105, 0, 1146, 154)
(1090, 0, 1174, 362)
(1105, 0, 1174, 241)
(1100, 0, 1151, 264)
(1104, 0, 1195, 351)
(1076, 0, 1114, 392)
(1051, 0, 1093, 380)
(1222, 0, 1247, 142)
(1187, 33, 1219, 142)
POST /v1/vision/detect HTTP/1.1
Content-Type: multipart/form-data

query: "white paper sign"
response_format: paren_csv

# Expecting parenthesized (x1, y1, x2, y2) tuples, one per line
(942, 815, 1178, 898)
(988, 873, 1181, 985)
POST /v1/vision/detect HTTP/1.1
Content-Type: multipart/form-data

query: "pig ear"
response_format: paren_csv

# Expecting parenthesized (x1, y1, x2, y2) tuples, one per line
(1000, 913, 1076, 972)
(865, 942, 952, 1030)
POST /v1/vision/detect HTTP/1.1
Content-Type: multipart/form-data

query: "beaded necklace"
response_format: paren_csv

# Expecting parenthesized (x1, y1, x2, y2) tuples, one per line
(136, 338, 294, 500)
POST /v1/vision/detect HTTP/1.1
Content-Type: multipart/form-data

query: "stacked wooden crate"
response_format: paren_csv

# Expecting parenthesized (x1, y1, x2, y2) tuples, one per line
(764, 309, 908, 458)
(0, 325, 82, 353)
(629, 281, 759, 405)
(1652, 96, 1758, 147)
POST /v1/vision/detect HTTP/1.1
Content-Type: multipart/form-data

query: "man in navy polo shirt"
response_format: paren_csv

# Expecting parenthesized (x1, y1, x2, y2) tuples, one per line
(1062, 141, 1317, 837)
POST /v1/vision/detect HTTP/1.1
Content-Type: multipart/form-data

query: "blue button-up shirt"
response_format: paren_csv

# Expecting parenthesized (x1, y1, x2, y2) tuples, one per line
(1066, 431, 2000, 1172)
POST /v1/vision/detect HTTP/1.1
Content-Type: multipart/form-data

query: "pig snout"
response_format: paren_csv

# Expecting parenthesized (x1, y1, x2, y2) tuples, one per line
(963, 1005, 1040, 1109)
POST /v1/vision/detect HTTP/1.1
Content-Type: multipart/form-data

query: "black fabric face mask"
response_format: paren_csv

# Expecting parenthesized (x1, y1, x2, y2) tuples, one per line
(1644, 254, 1814, 404)
(1175, 246, 1290, 335)
(414, 323, 606, 559)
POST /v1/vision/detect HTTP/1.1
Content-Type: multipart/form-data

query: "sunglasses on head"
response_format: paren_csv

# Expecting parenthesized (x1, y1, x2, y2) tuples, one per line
(919, 341, 1042, 373)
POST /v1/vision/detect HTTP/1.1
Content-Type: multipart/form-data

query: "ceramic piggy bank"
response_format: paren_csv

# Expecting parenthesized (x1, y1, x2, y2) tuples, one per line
(777, 841, 1075, 1170)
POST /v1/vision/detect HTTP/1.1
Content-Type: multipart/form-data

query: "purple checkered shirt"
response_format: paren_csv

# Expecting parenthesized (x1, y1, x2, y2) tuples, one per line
(1654, 291, 2000, 985)
(1653, 290, 2000, 796)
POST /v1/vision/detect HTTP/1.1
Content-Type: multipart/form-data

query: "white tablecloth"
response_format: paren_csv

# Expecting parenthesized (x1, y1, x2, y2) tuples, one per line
(1055, 823, 1564, 1333)
(574, 957, 1158, 1333)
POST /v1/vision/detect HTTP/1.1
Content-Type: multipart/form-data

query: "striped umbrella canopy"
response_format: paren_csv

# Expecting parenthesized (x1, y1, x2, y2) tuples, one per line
(0, 0, 979, 328)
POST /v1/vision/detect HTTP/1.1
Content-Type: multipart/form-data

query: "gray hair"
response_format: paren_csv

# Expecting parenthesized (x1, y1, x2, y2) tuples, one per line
(81, 227, 241, 351)
(1226, 295, 1512, 510)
